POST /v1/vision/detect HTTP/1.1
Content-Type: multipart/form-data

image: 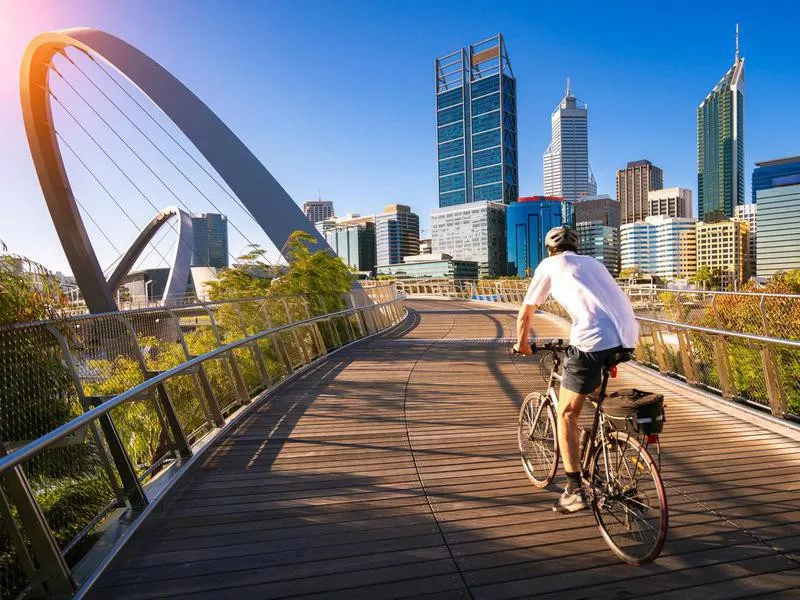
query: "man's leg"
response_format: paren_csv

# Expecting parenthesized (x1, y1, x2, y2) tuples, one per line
(557, 387, 586, 475)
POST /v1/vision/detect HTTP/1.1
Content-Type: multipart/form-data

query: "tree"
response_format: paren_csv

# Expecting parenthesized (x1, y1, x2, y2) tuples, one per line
(204, 245, 275, 301)
(117, 285, 132, 306)
(692, 265, 723, 290)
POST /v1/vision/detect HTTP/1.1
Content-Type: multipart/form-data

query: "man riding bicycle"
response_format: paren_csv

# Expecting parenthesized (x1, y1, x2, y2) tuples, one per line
(513, 225, 639, 514)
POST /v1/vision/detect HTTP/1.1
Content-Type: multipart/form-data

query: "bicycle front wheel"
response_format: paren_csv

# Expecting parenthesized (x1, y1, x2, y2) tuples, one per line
(589, 431, 668, 565)
(518, 392, 558, 488)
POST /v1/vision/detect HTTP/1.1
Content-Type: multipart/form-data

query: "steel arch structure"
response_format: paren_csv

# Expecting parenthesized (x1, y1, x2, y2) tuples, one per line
(21, 27, 330, 313)
(107, 207, 194, 306)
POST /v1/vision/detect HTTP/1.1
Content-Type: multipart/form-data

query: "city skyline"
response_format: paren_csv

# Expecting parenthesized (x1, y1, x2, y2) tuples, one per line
(2, 1, 800, 273)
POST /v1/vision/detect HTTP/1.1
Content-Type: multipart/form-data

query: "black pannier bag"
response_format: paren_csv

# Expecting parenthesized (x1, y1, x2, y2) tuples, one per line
(602, 389, 665, 435)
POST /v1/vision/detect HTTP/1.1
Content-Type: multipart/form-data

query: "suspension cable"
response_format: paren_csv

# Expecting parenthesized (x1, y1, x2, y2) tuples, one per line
(52, 126, 172, 269)
(59, 51, 266, 262)
(74, 47, 257, 221)
(49, 90, 190, 267)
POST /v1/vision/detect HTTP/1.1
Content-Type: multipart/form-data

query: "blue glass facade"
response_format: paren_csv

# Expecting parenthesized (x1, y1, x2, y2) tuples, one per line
(752, 157, 800, 204)
(506, 197, 572, 277)
(435, 35, 518, 207)
(191, 213, 228, 268)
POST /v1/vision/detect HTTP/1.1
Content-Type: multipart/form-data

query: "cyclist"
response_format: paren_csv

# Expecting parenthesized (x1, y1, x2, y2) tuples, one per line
(513, 225, 639, 514)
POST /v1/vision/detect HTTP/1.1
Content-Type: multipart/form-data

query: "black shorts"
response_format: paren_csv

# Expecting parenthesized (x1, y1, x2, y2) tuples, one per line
(561, 345, 625, 394)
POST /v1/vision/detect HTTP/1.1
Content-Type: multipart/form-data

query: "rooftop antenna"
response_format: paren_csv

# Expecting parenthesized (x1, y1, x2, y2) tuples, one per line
(566, 77, 571, 97)
(735, 23, 740, 61)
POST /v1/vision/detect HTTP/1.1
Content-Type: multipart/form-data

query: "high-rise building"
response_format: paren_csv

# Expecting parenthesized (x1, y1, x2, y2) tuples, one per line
(325, 222, 376, 273)
(576, 221, 620, 276)
(648, 187, 693, 219)
(696, 219, 750, 286)
(435, 34, 518, 207)
(302, 200, 334, 224)
(573, 195, 620, 228)
(752, 156, 800, 204)
(506, 196, 572, 277)
(734, 203, 757, 276)
(756, 177, 800, 278)
(616, 160, 664, 224)
(698, 26, 745, 222)
(374, 204, 420, 266)
(419, 239, 432, 255)
(191, 213, 228, 268)
(543, 81, 596, 203)
(620, 215, 697, 281)
(430, 201, 507, 277)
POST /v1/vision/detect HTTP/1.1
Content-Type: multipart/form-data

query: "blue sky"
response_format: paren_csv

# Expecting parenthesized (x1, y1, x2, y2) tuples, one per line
(1, 0, 799, 272)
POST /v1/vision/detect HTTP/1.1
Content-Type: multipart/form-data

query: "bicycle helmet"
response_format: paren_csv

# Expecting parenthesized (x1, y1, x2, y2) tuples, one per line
(544, 225, 579, 251)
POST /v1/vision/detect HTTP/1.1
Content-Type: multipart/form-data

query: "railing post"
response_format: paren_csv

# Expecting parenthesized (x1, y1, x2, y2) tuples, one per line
(0, 446, 75, 595)
(350, 293, 369, 336)
(281, 299, 312, 365)
(713, 336, 736, 400)
(302, 298, 330, 354)
(651, 324, 669, 374)
(233, 303, 271, 387)
(116, 316, 192, 460)
(205, 308, 250, 406)
(44, 324, 127, 504)
(167, 310, 224, 427)
(260, 301, 294, 374)
(761, 344, 787, 418)
(676, 330, 699, 384)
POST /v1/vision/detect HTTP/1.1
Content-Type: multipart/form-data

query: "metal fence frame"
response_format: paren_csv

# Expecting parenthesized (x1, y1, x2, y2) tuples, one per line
(0, 285, 405, 599)
(397, 281, 800, 423)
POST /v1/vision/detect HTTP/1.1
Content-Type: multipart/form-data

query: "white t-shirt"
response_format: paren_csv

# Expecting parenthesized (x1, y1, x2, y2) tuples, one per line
(522, 252, 639, 352)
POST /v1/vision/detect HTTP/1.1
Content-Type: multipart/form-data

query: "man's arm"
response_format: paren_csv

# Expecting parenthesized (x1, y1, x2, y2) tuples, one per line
(513, 303, 538, 355)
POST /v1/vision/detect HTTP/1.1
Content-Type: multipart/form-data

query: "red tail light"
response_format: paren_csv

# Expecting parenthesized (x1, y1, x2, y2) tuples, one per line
(646, 434, 659, 444)
(610, 366, 618, 378)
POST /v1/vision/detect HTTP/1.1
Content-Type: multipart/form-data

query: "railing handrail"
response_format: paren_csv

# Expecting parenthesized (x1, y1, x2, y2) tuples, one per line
(0, 298, 401, 476)
(0, 285, 395, 332)
(635, 316, 800, 349)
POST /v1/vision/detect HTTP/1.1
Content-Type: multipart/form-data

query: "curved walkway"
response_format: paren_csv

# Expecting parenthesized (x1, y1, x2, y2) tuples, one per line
(87, 300, 800, 599)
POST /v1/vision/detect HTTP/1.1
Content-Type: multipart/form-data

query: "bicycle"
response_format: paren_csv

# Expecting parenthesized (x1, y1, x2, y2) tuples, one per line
(515, 339, 668, 566)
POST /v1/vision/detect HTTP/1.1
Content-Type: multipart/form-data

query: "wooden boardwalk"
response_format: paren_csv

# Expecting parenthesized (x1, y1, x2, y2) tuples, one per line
(87, 300, 800, 599)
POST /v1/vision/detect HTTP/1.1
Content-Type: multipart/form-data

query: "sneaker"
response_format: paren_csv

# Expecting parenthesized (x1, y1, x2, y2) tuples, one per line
(552, 487, 589, 514)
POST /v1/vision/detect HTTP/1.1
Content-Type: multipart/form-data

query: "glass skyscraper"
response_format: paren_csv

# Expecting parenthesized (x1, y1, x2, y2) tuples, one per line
(506, 197, 572, 278)
(698, 28, 744, 222)
(435, 34, 518, 207)
(543, 81, 596, 203)
(755, 156, 800, 277)
(752, 156, 800, 204)
(191, 213, 228, 269)
(375, 204, 420, 266)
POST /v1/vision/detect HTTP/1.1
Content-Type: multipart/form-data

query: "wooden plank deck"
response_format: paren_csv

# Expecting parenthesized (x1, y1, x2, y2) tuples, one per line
(87, 299, 800, 599)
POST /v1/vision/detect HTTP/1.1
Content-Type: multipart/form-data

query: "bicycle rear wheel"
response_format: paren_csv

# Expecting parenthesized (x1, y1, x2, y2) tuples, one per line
(518, 392, 558, 488)
(588, 431, 668, 565)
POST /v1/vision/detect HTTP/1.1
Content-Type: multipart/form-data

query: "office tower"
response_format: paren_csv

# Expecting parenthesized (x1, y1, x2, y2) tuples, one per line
(506, 196, 572, 277)
(302, 200, 334, 224)
(696, 220, 749, 286)
(191, 213, 228, 268)
(419, 239, 432, 254)
(430, 201, 507, 277)
(698, 26, 745, 221)
(755, 157, 800, 276)
(435, 34, 518, 207)
(325, 222, 376, 273)
(620, 216, 697, 281)
(648, 187, 693, 219)
(374, 204, 420, 265)
(616, 160, 664, 224)
(576, 221, 620, 276)
(574, 195, 620, 228)
(734, 203, 757, 276)
(752, 156, 800, 204)
(543, 80, 596, 203)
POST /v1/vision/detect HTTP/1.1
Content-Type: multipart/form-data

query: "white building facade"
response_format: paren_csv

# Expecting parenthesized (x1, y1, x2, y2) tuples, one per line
(621, 215, 697, 281)
(734, 203, 757, 276)
(430, 201, 506, 277)
(648, 187, 693, 219)
(543, 81, 596, 203)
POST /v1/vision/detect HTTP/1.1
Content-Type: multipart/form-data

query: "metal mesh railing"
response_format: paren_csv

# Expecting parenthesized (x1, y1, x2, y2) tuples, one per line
(0, 283, 403, 599)
(400, 281, 800, 422)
